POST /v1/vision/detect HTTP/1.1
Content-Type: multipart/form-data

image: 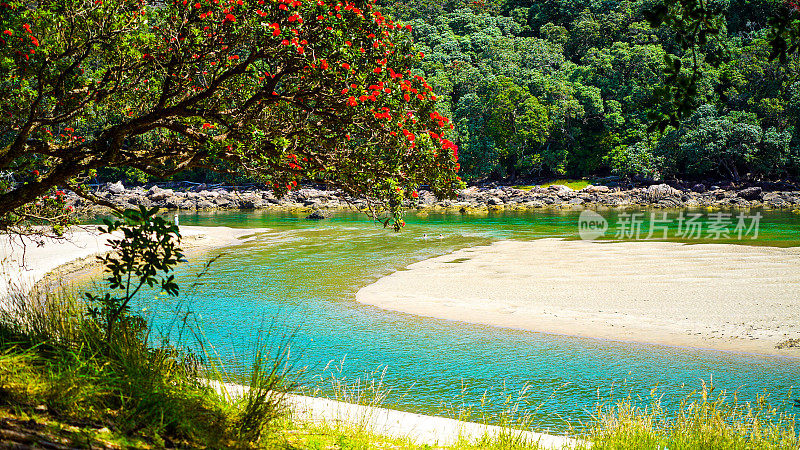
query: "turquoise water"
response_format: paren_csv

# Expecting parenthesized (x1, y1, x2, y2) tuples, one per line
(100, 208, 800, 433)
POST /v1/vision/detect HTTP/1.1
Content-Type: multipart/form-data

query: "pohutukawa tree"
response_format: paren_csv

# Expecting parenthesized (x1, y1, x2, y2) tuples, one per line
(0, 0, 461, 231)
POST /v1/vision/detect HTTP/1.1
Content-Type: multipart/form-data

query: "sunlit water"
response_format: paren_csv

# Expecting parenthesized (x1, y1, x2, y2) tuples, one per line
(85, 208, 800, 434)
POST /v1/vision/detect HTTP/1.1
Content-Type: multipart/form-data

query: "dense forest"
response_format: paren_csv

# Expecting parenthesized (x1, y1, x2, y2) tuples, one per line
(376, 0, 800, 182)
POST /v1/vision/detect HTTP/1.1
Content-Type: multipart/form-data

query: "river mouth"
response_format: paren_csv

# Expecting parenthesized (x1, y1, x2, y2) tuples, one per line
(77, 208, 800, 434)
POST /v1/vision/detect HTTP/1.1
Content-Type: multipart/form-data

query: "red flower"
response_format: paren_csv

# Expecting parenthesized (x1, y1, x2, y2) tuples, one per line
(347, 96, 357, 106)
(224, 13, 236, 23)
(32, 170, 39, 176)
(411, 191, 419, 198)
(373, 67, 381, 74)
(2, 30, 12, 36)
(341, 62, 350, 70)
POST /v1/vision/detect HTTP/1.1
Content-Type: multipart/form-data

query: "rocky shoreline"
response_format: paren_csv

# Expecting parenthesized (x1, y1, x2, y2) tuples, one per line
(71, 180, 800, 214)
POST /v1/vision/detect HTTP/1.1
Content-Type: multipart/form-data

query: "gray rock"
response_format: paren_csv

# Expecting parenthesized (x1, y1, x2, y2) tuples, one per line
(196, 200, 215, 209)
(418, 190, 437, 205)
(148, 185, 175, 201)
(239, 199, 261, 209)
(541, 196, 557, 205)
(127, 195, 152, 207)
(306, 210, 329, 220)
(568, 198, 584, 205)
(487, 197, 504, 206)
(164, 196, 184, 209)
(692, 183, 706, 193)
(581, 185, 610, 194)
(547, 184, 573, 193)
(106, 181, 125, 194)
(296, 188, 327, 201)
(737, 186, 763, 201)
(646, 183, 681, 199)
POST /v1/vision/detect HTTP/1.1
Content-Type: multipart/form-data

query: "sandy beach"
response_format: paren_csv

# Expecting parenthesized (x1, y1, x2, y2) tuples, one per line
(357, 238, 800, 356)
(0, 225, 268, 301)
(213, 381, 574, 448)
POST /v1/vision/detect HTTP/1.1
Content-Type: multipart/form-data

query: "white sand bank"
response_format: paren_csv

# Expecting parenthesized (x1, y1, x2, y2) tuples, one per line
(0, 225, 267, 300)
(214, 382, 575, 448)
(357, 239, 800, 356)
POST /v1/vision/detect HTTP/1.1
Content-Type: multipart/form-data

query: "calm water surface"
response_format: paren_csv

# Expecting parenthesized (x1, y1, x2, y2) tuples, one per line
(97, 208, 800, 433)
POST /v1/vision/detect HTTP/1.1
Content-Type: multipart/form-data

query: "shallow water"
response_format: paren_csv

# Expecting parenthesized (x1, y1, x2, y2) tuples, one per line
(93, 208, 800, 433)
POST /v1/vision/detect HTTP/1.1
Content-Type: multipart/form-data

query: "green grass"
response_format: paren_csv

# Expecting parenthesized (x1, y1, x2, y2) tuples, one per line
(0, 286, 292, 448)
(539, 180, 593, 191)
(513, 180, 594, 191)
(586, 387, 798, 449)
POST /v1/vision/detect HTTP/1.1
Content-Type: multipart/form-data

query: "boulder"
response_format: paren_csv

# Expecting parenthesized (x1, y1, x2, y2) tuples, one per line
(126, 195, 152, 208)
(148, 185, 175, 201)
(737, 186, 763, 201)
(546, 184, 573, 193)
(581, 185, 610, 194)
(306, 210, 329, 220)
(106, 181, 125, 194)
(238, 195, 264, 209)
(691, 183, 706, 193)
(487, 197, 504, 206)
(417, 190, 437, 205)
(457, 186, 480, 201)
(296, 188, 327, 201)
(163, 197, 181, 209)
(646, 183, 681, 199)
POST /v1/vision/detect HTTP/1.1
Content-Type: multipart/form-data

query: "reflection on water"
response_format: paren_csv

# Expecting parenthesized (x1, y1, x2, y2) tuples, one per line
(88, 209, 800, 433)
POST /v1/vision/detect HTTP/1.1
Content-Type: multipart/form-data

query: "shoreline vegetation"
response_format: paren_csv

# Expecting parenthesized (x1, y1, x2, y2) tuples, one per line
(72, 180, 800, 216)
(1, 225, 798, 448)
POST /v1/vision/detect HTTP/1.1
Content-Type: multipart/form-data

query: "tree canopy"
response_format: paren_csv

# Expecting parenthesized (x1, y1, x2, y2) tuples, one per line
(378, 0, 800, 182)
(0, 0, 461, 231)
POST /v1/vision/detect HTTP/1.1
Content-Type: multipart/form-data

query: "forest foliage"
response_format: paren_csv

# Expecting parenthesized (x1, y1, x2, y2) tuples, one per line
(380, 0, 800, 181)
